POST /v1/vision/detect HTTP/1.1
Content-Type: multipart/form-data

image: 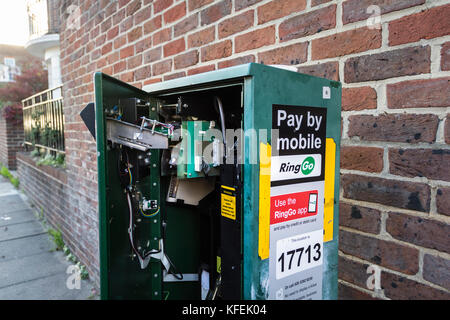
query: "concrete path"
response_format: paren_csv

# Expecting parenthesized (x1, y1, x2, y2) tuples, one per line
(0, 175, 97, 299)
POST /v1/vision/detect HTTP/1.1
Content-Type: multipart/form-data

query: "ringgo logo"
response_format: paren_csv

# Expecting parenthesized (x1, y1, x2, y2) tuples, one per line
(301, 157, 315, 175)
(271, 154, 322, 182)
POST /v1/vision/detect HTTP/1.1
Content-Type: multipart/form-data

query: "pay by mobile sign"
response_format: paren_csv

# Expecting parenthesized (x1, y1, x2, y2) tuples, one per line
(268, 105, 327, 300)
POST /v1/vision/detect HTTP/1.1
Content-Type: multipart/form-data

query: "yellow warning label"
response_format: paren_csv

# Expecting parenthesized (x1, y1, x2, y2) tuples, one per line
(221, 186, 236, 220)
(324, 138, 336, 243)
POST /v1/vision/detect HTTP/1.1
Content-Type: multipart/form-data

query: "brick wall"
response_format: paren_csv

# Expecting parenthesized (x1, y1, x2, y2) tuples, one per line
(16, 152, 99, 282)
(56, 0, 450, 298)
(0, 113, 24, 170)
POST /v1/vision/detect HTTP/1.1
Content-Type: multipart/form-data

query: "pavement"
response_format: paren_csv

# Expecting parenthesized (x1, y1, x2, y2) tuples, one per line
(0, 174, 97, 300)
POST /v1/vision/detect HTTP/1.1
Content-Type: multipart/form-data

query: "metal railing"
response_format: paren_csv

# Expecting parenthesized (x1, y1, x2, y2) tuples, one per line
(22, 86, 65, 154)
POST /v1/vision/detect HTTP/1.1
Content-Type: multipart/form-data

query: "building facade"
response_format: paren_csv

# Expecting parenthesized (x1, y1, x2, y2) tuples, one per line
(17, 0, 449, 299)
(25, 0, 62, 88)
(0, 45, 34, 84)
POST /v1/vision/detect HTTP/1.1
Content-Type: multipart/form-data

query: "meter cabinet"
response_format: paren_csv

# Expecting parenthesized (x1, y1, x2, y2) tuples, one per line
(92, 63, 341, 300)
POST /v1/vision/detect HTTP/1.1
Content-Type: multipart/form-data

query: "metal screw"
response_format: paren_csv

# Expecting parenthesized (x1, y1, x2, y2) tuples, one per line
(154, 274, 158, 278)
(153, 182, 157, 186)
(151, 107, 155, 111)
(153, 220, 157, 224)
(154, 292, 158, 296)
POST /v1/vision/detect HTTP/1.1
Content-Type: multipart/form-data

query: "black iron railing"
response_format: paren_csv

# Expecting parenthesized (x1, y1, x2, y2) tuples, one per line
(22, 86, 65, 154)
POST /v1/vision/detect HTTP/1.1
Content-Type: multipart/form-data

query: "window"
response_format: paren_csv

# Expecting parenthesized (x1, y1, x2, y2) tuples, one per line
(4, 57, 15, 67)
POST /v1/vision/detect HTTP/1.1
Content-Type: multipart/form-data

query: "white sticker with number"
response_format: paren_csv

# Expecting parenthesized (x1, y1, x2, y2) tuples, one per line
(276, 229, 323, 280)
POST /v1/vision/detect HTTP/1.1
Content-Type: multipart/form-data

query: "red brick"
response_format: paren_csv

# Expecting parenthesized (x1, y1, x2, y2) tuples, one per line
(120, 45, 134, 59)
(119, 16, 133, 33)
(101, 42, 112, 55)
(152, 59, 172, 76)
(164, 71, 186, 81)
(390, 4, 450, 46)
(312, 0, 332, 6)
(126, 0, 141, 16)
(279, 5, 336, 42)
(387, 77, 450, 109)
(442, 42, 450, 71)
(120, 71, 134, 82)
(127, 54, 142, 69)
(163, 38, 185, 57)
(312, 27, 381, 60)
(436, 187, 450, 216)
(382, 272, 450, 300)
(127, 26, 142, 43)
(389, 149, 450, 181)
(201, 40, 232, 62)
(153, 28, 171, 46)
(107, 26, 119, 40)
(113, 61, 126, 73)
(387, 212, 450, 253)
(258, 42, 308, 66)
(143, 15, 162, 34)
(143, 78, 162, 86)
(235, 26, 275, 53)
(423, 254, 450, 290)
(341, 146, 383, 173)
(187, 64, 215, 75)
(257, 0, 306, 25)
(143, 47, 162, 64)
(134, 7, 151, 25)
(345, 46, 431, 83)
(164, 2, 186, 24)
(297, 61, 339, 81)
(338, 256, 374, 289)
(341, 174, 431, 212)
(343, 0, 425, 24)
(188, 0, 213, 11)
(200, 0, 232, 26)
(174, 50, 199, 69)
(154, 0, 173, 13)
(174, 14, 199, 37)
(235, 0, 263, 11)
(114, 35, 127, 49)
(135, 36, 152, 54)
(134, 65, 151, 81)
(339, 229, 420, 275)
(339, 202, 382, 234)
(119, 0, 131, 9)
(188, 26, 215, 48)
(218, 10, 254, 39)
(218, 55, 255, 69)
(348, 114, 439, 144)
(338, 283, 377, 300)
(342, 86, 377, 111)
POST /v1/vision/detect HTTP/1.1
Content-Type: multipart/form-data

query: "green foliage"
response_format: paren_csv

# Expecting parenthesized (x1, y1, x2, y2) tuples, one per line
(0, 166, 12, 179)
(0, 165, 19, 189)
(10, 177, 19, 188)
(34, 152, 66, 168)
(48, 228, 64, 251)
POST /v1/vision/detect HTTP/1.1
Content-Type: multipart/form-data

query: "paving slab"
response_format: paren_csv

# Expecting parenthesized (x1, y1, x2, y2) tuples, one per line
(0, 208, 36, 227)
(0, 271, 94, 300)
(0, 195, 29, 214)
(0, 173, 97, 299)
(0, 220, 46, 242)
(0, 251, 67, 288)
(0, 233, 53, 262)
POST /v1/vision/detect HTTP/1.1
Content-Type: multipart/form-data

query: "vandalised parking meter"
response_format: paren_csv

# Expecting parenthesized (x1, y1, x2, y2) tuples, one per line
(90, 63, 341, 300)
